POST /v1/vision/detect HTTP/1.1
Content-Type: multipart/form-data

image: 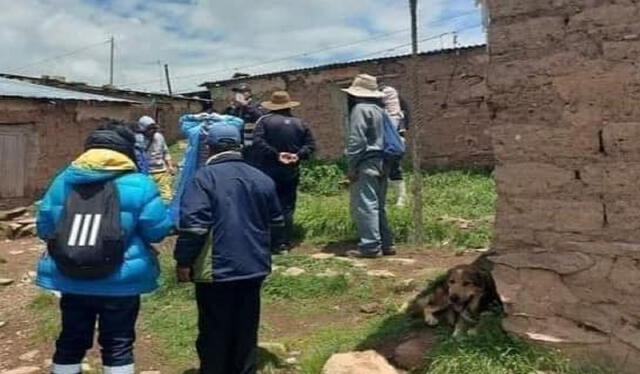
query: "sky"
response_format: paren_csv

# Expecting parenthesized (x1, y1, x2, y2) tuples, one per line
(0, 0, 486, 93)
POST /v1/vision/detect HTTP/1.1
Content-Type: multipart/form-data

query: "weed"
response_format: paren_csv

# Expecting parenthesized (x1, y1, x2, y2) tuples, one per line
(29, 292, 60, 343)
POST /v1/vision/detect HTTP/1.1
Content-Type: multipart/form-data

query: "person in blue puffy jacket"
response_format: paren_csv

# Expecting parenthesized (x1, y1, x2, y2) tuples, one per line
(36, 121, 172, 374)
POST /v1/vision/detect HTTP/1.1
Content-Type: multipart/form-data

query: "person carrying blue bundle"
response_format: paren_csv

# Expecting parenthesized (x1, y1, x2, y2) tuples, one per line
(168, 112, 244, 225)
(35, 121, 172, 374)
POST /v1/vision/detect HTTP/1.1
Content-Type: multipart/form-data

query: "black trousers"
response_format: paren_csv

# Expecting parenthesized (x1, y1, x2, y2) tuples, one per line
(195, 279, 263, 374)
(263, 165, 299, 249)
(53, 294, 140, 368)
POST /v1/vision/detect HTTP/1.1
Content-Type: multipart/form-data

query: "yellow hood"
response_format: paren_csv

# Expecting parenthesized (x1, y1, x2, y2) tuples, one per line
(72, 149, 137, 171)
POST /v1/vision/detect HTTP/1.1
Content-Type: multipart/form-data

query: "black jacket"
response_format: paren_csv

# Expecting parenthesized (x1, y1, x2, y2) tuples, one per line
(223, 100, 264, 124)
(253, 113, 316, 170)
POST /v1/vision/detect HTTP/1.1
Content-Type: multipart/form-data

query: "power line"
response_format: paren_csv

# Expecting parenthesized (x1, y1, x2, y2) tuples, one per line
(4, 39, 111, 73)
(120, 11, 481, 88)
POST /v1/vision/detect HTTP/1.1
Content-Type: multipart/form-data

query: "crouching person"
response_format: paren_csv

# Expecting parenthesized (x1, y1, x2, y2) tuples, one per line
(35, 121, 172, 374)
(174, 124, 283, 374)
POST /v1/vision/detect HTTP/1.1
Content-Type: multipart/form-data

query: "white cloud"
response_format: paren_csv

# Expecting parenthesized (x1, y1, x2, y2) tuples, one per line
(0, 0, 486, 93)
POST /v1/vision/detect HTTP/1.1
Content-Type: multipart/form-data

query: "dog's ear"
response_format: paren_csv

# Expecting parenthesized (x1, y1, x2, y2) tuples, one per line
(470, 269, 487, 289)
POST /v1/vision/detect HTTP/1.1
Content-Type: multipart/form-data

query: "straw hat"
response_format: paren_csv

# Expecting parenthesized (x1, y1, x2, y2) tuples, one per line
(261, 91, 301, 111)
(341, 74, 385, 98)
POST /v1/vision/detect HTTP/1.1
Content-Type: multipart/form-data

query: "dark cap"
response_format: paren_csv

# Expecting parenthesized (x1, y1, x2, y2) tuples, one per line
(206, 124, 242, 147)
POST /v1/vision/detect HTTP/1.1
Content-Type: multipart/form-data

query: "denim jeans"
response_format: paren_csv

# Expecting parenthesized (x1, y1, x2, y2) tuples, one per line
(350, 159, 394, 254)
(52, 294, 140, 374)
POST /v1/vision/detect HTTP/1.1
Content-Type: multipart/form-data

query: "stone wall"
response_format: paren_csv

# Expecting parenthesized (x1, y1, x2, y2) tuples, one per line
(0, 98, 199, 207)
(207, 46, 492, 168)
(486, 0, 640, 370)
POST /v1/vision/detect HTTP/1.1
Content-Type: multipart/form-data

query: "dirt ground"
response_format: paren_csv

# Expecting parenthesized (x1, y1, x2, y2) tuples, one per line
(0, 238, 476, 373)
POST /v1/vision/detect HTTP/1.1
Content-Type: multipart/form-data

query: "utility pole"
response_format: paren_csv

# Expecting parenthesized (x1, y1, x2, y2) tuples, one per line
(164, 64, 173, 95)
(409, 0, 425, 244)
(109, 36, 114, 85)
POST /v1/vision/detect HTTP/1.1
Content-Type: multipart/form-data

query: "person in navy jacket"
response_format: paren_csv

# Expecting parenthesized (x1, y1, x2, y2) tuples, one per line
(174, 124, 283, 374)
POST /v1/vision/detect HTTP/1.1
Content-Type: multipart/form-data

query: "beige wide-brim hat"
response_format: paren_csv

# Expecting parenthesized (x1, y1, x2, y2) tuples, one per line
(262, 91, 301, 111)
(341, 74, 385, 98)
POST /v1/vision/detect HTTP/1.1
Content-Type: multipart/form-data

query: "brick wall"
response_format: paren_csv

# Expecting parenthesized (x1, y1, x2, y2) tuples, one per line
(0, 98, 198, 206)
(208, 46, 492, 168)
(486, 0, 640, 370)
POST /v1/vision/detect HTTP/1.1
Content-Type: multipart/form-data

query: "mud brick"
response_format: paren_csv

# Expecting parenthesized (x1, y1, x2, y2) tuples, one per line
(494, 163, 575, 196)
(601, 122, 640, 159)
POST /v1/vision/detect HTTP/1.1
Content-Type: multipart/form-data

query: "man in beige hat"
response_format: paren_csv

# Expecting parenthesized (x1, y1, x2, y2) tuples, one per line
(253, 91, 316, 254)
(342, 74, 395, 258)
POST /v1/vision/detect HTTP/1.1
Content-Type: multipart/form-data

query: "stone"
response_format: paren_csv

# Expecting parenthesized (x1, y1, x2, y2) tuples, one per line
(384, 258, 416, 265)
(359, 302, 381, 314)
(19, 350, 39, 362)
(366, 270, 396, 279)
(285, 357, 298, 365)
(317, 270, 340, 278)
(393, 334, 438, 370)
(259, 342, 288, 358)
(9, 250, 25, 255)
(490, 251, 595, 275)
(321, 350, 399, 374)
(16, 224, 37, 238)
(282, 267, 306, 277)
(311, 253, 335, 260)
(0, 207, 28, 221)
(393, 278, 417, 293)
(1, 367, 41, 374)
(0, 278, 14, 286)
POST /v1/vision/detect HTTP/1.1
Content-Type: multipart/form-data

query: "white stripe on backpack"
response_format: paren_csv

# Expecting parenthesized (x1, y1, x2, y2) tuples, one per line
(67, 214, 103, 247)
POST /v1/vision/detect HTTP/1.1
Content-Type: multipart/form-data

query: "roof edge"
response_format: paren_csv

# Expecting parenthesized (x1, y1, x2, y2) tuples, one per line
(200, 44, 486, 87)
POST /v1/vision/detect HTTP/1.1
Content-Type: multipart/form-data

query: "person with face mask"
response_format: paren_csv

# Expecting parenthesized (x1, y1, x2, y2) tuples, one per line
(136, 115, 175, 203)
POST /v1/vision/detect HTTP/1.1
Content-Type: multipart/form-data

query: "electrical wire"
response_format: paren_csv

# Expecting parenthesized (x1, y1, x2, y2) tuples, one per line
(4, 39, 111, 73)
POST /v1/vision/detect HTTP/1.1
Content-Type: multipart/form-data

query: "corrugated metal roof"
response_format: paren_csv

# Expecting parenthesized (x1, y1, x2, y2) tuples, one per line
(0, 76, 135, 103)
(201, 44, 487, 87)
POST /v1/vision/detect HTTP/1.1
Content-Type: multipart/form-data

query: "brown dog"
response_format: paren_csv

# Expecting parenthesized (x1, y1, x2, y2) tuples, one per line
(406, 263, 501, 337)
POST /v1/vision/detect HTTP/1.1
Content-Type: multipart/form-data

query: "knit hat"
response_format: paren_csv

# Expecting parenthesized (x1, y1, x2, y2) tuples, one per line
(137, 115, 157, 131)
(85, 127, 136, 162)
(206, 124, 241, 147)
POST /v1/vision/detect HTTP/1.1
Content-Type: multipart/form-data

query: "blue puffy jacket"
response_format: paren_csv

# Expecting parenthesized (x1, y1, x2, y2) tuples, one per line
(36, 149, 172, 296)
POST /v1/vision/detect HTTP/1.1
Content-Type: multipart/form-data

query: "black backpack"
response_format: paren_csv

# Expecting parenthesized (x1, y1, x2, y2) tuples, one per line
(47, 181, 125, 279)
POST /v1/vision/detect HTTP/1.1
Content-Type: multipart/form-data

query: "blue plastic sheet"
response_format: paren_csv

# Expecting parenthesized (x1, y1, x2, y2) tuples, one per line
(168, 113, 244, 225)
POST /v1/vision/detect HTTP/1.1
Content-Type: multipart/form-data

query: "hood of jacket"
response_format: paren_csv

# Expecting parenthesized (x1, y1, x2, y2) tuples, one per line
(64, 149, 137, 185)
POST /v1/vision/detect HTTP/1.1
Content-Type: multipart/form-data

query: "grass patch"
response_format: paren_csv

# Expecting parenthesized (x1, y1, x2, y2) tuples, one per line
(424, 316, 617, 374)
(29, 292, 60, 343)
(295, 169, 496, 249)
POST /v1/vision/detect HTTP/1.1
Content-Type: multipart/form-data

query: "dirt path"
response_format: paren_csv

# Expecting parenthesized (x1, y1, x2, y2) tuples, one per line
(0, 238, 172, 374)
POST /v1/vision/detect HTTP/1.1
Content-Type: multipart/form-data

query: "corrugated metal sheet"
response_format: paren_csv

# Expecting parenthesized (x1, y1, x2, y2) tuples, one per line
(201, 44, 487, 87)
(0, 77, 135, 103)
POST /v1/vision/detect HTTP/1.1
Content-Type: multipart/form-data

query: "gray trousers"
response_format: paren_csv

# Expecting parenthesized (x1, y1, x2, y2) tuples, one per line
(350, 159, 394, 253)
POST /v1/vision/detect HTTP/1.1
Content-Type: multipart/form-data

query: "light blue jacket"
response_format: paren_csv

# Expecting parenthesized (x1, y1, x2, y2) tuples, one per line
(36, 149, 172, 296)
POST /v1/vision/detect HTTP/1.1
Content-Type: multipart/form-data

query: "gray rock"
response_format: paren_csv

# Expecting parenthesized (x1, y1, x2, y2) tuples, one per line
(322, 351, 398, 374)
(359, 302, 381, 314)
(18, 350, 39, 362)
(0, 278, 14, 286)
(311, 253, 335, 260)
(1, 367, 41, 374)
(366, 270, 396, 278)
(282, 267, 306, 277)
(393, 279, 417, 293)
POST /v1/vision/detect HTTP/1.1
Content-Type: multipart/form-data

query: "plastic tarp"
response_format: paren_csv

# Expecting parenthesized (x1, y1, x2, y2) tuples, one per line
(168, 113, 244, 225)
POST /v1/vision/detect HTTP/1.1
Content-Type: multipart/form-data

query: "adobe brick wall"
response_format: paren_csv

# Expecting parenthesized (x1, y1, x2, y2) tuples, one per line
(486, 0, 640, 370)
(0, 98, 198, 206)
(209, 47, 492, 168)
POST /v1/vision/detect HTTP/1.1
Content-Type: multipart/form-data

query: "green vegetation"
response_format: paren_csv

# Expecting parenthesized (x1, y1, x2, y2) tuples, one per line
(29, 292, 61, 343)
(297, 167, 495, 249)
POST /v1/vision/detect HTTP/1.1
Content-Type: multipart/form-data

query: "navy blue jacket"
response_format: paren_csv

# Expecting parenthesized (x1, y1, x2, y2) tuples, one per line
(174, 152, 283, 282)
(253, 112, 316, 168)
